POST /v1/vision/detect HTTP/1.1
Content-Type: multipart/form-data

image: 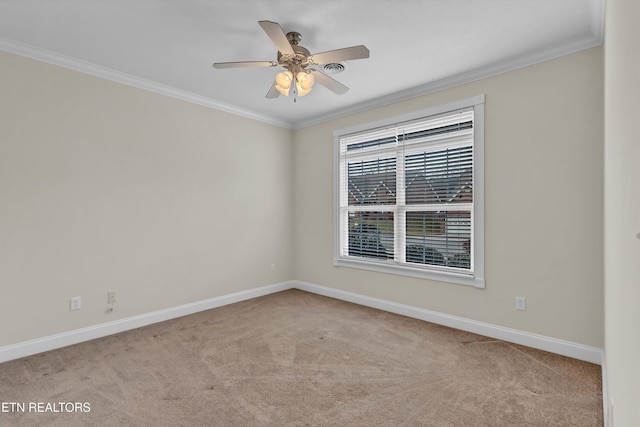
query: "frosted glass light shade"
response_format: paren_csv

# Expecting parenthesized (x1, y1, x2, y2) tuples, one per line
(275, 71, 293, 96)
(296, 72, 314, 96)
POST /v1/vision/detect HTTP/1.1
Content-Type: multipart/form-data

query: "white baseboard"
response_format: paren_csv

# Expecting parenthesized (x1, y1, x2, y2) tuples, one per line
(0, 280, 603, 366)
(601, 352, 611, 427)
(0, 281, 294, 364)
(293, 280, 604, 365)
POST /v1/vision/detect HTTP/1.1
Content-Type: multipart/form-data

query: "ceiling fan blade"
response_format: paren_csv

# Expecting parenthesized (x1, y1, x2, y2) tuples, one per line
(265, 82, 280, 99)
(258, 20, 294, 55)
(309, 45, 370, 64)
(213, 60, 277, 69)
(310, 69, 349, 95)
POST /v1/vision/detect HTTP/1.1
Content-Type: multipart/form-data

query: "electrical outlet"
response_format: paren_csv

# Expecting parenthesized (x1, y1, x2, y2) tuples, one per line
(107, 291, 116, 304)
(271, 264, 277, 272)
(515, 296, 526, 311)
(70, 296, 81, 311)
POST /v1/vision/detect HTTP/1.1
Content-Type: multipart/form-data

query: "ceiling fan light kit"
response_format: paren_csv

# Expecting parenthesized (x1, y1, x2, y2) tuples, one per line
(213, 20, 369, 100)
(274, 69, 314, 97)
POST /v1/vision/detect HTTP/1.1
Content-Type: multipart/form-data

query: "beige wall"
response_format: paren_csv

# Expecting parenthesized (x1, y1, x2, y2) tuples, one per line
(293, 47, 604, 348)
(0, 51, 294, 347)
(604, 0, 640, 425)
(0, 45, 606, 354)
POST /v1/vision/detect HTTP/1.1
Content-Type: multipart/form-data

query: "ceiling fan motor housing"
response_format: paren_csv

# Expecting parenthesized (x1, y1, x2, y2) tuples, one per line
(277, 40, 312, 71)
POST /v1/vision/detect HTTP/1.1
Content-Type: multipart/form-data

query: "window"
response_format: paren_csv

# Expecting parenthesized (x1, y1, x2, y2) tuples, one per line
(334, 96, 485, 287)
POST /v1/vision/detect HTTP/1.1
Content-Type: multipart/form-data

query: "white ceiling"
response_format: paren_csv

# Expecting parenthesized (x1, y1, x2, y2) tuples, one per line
(0, 0, 604, 129)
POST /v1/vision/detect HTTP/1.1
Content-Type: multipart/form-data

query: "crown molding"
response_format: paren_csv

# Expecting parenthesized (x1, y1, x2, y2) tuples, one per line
(293, 33, 604, 130)
(0, 37, 294, 130)
(1, 26, 602, 132)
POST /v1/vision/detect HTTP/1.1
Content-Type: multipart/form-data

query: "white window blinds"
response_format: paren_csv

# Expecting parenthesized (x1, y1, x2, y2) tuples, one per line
(335, 97, 484, 287)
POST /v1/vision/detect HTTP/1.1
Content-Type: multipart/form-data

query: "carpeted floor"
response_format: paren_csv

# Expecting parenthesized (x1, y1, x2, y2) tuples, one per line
(0, 289, 602, 426)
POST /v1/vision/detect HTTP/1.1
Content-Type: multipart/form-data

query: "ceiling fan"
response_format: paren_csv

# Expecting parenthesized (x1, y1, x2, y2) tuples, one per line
(213, 20, 370, 99)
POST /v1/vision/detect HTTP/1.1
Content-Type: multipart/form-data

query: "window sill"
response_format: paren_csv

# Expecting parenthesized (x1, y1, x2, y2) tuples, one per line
(333, 257, 485, 288)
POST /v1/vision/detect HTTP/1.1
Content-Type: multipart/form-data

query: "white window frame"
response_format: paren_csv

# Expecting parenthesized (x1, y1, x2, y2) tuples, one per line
(333, 95, 485, 288)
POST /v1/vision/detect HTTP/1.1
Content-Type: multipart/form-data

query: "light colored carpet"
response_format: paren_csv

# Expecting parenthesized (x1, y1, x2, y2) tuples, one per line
(0, 289, 602, 426)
